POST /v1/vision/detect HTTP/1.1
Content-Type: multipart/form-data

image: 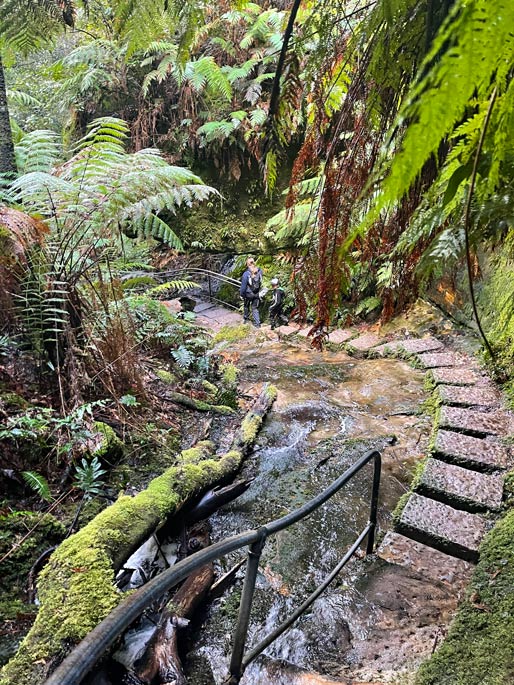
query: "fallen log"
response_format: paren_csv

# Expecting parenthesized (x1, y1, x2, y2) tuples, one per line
(158, 390, 236, 415)
(0, 384, 277, 685)
(134, 525, 214, 685)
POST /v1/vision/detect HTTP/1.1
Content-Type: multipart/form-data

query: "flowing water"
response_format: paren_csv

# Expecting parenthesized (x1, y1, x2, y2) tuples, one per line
(182, 338, 431, 684)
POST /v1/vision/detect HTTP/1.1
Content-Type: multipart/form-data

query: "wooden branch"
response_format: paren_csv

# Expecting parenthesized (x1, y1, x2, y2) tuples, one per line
(158, 390, 236, 415)
(135, 527, 213, 685)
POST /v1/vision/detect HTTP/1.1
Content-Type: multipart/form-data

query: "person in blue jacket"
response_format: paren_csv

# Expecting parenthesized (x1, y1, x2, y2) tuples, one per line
(240, 257, 263, 327)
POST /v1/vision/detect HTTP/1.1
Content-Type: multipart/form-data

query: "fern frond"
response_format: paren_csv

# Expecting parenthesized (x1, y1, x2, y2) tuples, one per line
(365, 0, 514, 228)
(148, 279, 199, 295)
(15, 130, 61, 175)
(135, 214, 184, 249)
(22, 470, 52, 501)
(7, 89, 42, 108)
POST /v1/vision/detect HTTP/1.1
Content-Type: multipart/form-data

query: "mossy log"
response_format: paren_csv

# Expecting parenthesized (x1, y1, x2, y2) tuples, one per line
(0, 384, 277, 685)
(160, 390, 236, 415)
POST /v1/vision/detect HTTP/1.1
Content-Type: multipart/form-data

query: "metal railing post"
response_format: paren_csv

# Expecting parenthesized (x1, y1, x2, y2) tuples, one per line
(208, 274, 212, 301)
(226, 527, 268, 684)
(366, 452, 381, 555)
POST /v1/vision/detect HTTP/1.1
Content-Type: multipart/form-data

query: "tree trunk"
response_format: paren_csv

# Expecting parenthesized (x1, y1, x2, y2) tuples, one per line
(0, 55, 17, 178)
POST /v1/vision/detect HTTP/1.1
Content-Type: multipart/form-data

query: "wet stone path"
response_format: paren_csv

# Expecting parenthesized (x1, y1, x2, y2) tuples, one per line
(169, 301, 513, 684)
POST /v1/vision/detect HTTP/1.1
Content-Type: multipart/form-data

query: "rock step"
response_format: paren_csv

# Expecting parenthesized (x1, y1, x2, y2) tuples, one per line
(416, 458, 503, 512)
(430, 367, 481, 386)
(437, 384, 501, 408)
(377, 532, 474, 585)
(416, 351, 468, 368)
(439, 405, 510, 437)
(397, 493, 489, 562)
(345, 332, 383, 353)
(373, 337, 444, 357)
(327, 328, 355, 344)
(434, 429, 511, 472)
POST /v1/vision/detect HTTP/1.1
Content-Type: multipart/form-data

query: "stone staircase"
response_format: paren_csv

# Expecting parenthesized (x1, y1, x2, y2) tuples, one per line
(335, 330, 513, 566)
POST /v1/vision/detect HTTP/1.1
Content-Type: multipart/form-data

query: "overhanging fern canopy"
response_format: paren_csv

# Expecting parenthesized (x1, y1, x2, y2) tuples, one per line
(2, 116, 219, 250)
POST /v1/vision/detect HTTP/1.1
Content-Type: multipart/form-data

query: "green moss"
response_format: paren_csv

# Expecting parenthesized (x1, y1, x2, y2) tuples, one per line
(416, 508, 514, 685)
(213, 324, 250, 344)
(155, 369, 176, 384)
(121, 276, 158, 291)
(420, 388, 441, 419)
(92, 422, 124, 463)
(241, 414, 262, 444)
(0, 511, 65, 608)
(0, 392, 30, 410)
(264, 384, 278, 402)
(218, 363, 239, 408)
(222, 363, 238, 386)
(391, 491, 411, 526)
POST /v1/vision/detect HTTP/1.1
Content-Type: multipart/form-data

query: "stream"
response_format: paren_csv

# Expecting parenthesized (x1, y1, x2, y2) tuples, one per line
(180, 339, 431, 684)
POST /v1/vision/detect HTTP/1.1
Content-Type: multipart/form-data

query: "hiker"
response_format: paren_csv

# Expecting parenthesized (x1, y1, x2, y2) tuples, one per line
(240, 257, 263, 327)
(269, 278, 288, 329)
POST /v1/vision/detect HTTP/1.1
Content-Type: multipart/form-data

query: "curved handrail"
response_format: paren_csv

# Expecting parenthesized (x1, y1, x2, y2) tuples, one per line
(44, 449, 381, 685)
(122, 266, 243, 310)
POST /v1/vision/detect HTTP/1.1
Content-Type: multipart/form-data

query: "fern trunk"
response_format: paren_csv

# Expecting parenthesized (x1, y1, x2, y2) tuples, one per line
(0, 56, 17, 177)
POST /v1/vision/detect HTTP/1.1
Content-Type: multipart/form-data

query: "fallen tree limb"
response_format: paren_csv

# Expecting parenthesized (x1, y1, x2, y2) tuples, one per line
(158, 391, 236, 415)
(135, 525, 213, 685)
(0, 384, 277, 685)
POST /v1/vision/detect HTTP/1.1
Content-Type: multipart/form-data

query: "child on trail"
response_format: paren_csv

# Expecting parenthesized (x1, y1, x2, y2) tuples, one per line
(269, 278, 288, 329)
(240, 257, 263, 328)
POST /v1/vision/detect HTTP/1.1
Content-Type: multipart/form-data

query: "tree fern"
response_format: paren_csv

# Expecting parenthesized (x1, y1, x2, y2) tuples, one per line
(363, 0, 514, 230)
(14, 130, 61, 175)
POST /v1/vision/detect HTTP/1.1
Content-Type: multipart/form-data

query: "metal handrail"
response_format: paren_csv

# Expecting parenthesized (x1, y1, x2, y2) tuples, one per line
(44, 449, 381, 685)
(122, 266, 243, 310)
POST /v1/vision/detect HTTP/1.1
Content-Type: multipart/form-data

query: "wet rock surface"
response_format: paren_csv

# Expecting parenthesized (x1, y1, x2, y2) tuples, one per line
(434, 429, 511, 471)
(416, 351, 467, 368)
(437, 384, 501, 408)
(439, 405, 511, 437)
(430, 367, 480, 385)
(417, 458, 503, 511)
(377, 532, 473, 585)
(398, 493, 488, 561)
(345, 333, 383, 354)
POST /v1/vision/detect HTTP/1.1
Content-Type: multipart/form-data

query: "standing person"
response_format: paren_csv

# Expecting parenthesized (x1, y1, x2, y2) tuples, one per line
(240, 257, 263, 327)
(269, 277, 288, 329)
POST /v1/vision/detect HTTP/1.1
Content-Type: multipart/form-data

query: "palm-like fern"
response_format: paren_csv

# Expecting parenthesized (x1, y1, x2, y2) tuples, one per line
(7, 116, 218, 249)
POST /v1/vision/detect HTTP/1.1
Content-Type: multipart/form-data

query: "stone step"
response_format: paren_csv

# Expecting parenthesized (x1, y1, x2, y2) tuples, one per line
(416, 458, 503, 512)
(437, 384, 501, 408)
(430, 367, 481, 386)
(434, 429, 511, 472)
(416, 351, 467, 368)
(439, 405, 510, 437)
(373, 337, 444, 357)
(397, 493, 489, 561)
(327, 328, 354, 344)
(346, 332, 383, 354)
(377, 532, 474, 585)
